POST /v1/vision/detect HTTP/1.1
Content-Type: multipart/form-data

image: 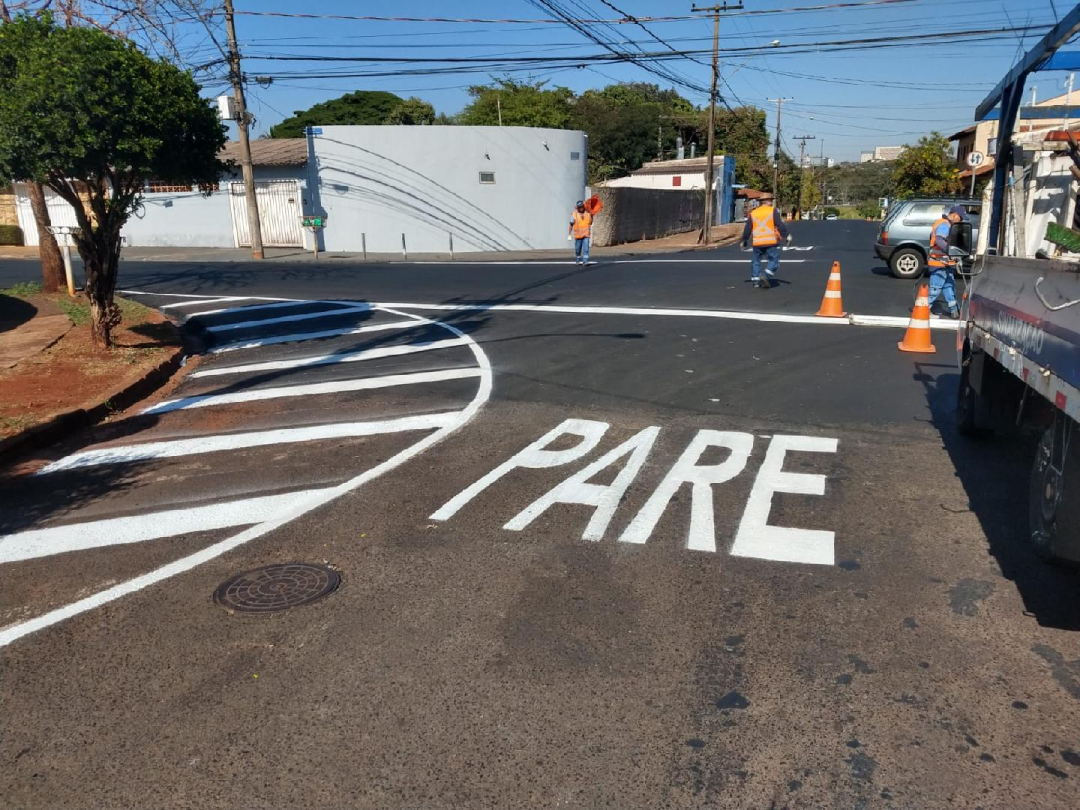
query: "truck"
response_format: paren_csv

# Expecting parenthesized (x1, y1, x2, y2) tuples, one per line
(957, 15, 1080, 563)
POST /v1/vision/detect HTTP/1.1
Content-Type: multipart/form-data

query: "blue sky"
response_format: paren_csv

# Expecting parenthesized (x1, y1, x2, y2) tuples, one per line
(198, 0, 1072, 161)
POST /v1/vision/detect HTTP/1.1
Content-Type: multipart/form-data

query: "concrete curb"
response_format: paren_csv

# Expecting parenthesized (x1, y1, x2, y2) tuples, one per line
(0, 343, 186, 465)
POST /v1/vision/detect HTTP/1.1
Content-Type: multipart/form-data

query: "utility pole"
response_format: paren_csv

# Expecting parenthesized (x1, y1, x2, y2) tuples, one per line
(768, 97, 792, 205)
(793, 135, 816, 218)
(224, 0, 265, 260)
(692, 2, 743, 244)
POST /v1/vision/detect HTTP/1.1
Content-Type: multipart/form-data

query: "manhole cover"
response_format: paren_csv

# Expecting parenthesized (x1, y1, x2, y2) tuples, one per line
(213, 563, 340, 613)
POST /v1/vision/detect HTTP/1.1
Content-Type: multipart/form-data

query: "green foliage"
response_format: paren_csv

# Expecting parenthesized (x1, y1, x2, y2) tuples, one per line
(824, 206, 841, 217)
(0, 224, 23, 245)
(0, 15, 226, 346)
(799, 167, 822, 213)
(385, 97, 436, 125)
(270, 91, 411, 138)
(892, 133, 962, 198)
(458, 79, 575, 129)
(1, 281, 42, 297)
(55, 296, 91, 325)
(857, 201, 882, 219)
(820, 160, 895, 207)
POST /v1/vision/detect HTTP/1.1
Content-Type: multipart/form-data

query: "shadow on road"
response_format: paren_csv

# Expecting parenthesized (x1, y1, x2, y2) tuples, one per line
(918, 362, 1080, 631)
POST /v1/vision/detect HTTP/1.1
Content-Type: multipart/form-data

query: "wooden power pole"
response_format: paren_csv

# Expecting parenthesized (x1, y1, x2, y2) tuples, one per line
(224, 0, 265, 260)
(768, 97, 792, 205)
(692, 2, 743, 244)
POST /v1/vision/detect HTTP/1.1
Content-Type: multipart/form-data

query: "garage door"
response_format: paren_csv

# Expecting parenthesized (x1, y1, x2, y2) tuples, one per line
(230, 180, 304, 248)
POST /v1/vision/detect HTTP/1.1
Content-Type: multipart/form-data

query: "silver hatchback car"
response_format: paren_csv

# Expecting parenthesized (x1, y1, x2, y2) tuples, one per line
(874, 198, 981, 278)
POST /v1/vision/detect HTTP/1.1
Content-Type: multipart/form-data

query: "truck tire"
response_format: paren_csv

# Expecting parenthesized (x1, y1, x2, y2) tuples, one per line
(956, 360, 984, 436)
(890, 247, 925, 279)
(1029, 418, 1080, 564)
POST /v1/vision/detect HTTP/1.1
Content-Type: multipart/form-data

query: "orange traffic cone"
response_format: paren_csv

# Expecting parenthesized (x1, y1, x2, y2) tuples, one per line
(816, 262, 847, 318)
(898, 281, 937, 354)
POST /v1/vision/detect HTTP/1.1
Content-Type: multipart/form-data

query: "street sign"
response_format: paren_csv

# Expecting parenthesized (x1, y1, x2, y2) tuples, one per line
(967, 151, 985, 168)
(306, 127, 323, 135)
(302, 216, 326, 228)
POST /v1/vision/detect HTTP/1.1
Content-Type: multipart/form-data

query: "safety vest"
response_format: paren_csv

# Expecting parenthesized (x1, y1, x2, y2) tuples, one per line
(750, 205, 781, 247)
(928, 217, 952, 268)
(572, 211, 593, 239)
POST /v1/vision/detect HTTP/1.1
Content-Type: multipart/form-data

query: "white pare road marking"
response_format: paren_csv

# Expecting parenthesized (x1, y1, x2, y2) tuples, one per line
(191, 337, 468, 378)
(432, 418, 839, 565)
(0, 490, 322, 564)
(611, 259, 806, 265)
(0, 305, 492, 648)
(37, 412, 459, 474)
(143, 368, 482, 415)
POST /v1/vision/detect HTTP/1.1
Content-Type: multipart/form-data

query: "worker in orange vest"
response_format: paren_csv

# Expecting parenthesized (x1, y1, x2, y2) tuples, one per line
(741, 193, 792, 288)
(569, 200, 595, 266)
(926, 204, 965, 320)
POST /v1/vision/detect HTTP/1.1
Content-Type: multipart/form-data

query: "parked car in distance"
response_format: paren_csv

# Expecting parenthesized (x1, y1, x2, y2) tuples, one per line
(825, 214, 838, 221)
(875, 198, 981, 278)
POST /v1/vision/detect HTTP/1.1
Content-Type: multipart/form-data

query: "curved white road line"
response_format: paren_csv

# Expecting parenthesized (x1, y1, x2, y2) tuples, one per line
(0, 306, 492, 648)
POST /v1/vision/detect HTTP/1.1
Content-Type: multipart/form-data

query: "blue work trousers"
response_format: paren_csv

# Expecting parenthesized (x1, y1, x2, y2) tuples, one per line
(575, 237, 591, 264)
(927, 264, 958, 313)
(751, 245, 779, 279)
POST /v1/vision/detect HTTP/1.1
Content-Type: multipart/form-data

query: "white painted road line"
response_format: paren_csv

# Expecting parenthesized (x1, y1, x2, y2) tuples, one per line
(378, 302, 843, 327)
(0, 307, 493, 648)
(189, 299, 356, 319)
(208, 319, 420, 354)
(142, 368, 483, 415)
(161, 296, 249, 310)
(191, 337, 470, 378)
(611, 259, 806, 264)
(849, 313, 960, 332)
(202, 304, 372, 333)
(0, 490, 323, 564)
(36, 412, 460, 474)
(120, 290, 294, 302)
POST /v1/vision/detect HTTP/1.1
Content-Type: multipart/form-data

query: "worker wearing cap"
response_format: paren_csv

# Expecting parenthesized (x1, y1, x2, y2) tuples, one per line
(569, 200, 595, 266)
(927, 204, 965, 320)
(741, 193, 792, 288)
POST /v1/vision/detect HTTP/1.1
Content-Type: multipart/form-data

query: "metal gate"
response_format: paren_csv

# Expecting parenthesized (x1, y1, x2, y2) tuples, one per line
(229, 180, 304, 248)
(13, 183, 80, 247)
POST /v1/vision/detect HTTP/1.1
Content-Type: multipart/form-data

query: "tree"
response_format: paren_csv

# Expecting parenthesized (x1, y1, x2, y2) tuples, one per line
(800, 167, 822, 214)
(1, 0, 220, 293)
(857, 201, 882, 219)
(458, 79, 575, 129)
(0, 16, 225, 347)
(269, 91, 410, 138)
(385, 97, 436, 126)
(892, 133, 962, 198)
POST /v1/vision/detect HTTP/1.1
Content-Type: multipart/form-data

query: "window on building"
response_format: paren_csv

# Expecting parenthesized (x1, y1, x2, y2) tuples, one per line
(146, 181, 193, 193)
(672, 176, 682, 187)
(479, 172, 496, 184)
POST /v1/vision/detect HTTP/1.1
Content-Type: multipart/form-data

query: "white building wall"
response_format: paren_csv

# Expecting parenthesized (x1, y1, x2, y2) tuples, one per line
(122, 166, 311, 248)
(603, 172, 706, 190)
(309, 126, 588, 253)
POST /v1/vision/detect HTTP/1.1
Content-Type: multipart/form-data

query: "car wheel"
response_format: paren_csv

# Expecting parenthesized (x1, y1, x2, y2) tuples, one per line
(890, 247, 924, 279)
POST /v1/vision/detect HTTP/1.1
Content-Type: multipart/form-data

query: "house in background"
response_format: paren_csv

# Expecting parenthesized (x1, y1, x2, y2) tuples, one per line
(12, 139, 314, 250)
(599, 156, 737, 225)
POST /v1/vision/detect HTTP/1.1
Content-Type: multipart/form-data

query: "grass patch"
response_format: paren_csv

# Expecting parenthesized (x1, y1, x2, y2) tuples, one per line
(1, 281, 43, 297)
(0, 414, 32, 432)
(117, 296, 152, 323)
(54, 296, 91, 325)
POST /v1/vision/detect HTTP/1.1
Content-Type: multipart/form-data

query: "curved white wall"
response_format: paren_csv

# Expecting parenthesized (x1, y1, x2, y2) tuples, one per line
(310, 126, 588, 254)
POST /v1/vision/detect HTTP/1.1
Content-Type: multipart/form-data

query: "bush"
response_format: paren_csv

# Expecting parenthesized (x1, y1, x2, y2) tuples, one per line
(0, 224, 24, 245)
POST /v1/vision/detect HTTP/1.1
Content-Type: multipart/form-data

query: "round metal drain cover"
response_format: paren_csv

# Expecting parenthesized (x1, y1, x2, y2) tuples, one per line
(214, 563, 340, 613)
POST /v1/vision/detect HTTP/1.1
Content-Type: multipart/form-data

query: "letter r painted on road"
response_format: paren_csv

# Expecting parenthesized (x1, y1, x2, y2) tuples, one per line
(729, 435, 839, 566)
(429, 419, 610, 522)
(619, 430, 755, 553)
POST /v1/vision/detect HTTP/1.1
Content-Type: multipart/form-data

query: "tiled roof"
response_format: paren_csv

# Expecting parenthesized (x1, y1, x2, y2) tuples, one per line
(220, 138, 307, 167)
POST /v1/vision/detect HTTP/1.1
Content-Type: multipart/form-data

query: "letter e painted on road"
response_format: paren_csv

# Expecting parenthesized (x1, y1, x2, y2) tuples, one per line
(730, 435, 838, 566)
(504, 427, 660, 541)
(619, 430, 754, 552)
(430, 419, 610, 522)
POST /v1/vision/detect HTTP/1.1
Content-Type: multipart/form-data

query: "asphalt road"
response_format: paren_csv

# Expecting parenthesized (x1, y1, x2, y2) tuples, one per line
(3, 221, 1079, 809)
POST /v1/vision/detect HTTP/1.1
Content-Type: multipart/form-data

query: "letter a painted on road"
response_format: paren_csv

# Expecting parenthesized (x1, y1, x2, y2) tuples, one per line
(430, 419, 610, 522)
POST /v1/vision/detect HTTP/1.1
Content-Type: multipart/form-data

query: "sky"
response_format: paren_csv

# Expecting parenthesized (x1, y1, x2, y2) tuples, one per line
(187, 0, 1076, 162)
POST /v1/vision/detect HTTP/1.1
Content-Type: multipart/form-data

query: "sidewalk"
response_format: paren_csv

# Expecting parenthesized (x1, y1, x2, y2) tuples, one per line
(0, 224, 743, 264)
(0, 295, 71, 370)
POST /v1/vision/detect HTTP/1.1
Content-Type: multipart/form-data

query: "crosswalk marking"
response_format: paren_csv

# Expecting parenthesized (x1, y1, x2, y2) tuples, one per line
(161, 296, 248, 310)
(202, 304, 372, 333)
(209, 319, 420, 354)
(191, 337, 469, 378)
(142, 368, 483, 414)
(0, 490, 324, 564)
(36, 412, 460, 474)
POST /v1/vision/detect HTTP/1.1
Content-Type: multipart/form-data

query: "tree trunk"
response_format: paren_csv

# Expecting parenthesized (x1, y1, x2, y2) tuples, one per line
(80, 226, 123, 350)
(25, 181, 66, 294)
